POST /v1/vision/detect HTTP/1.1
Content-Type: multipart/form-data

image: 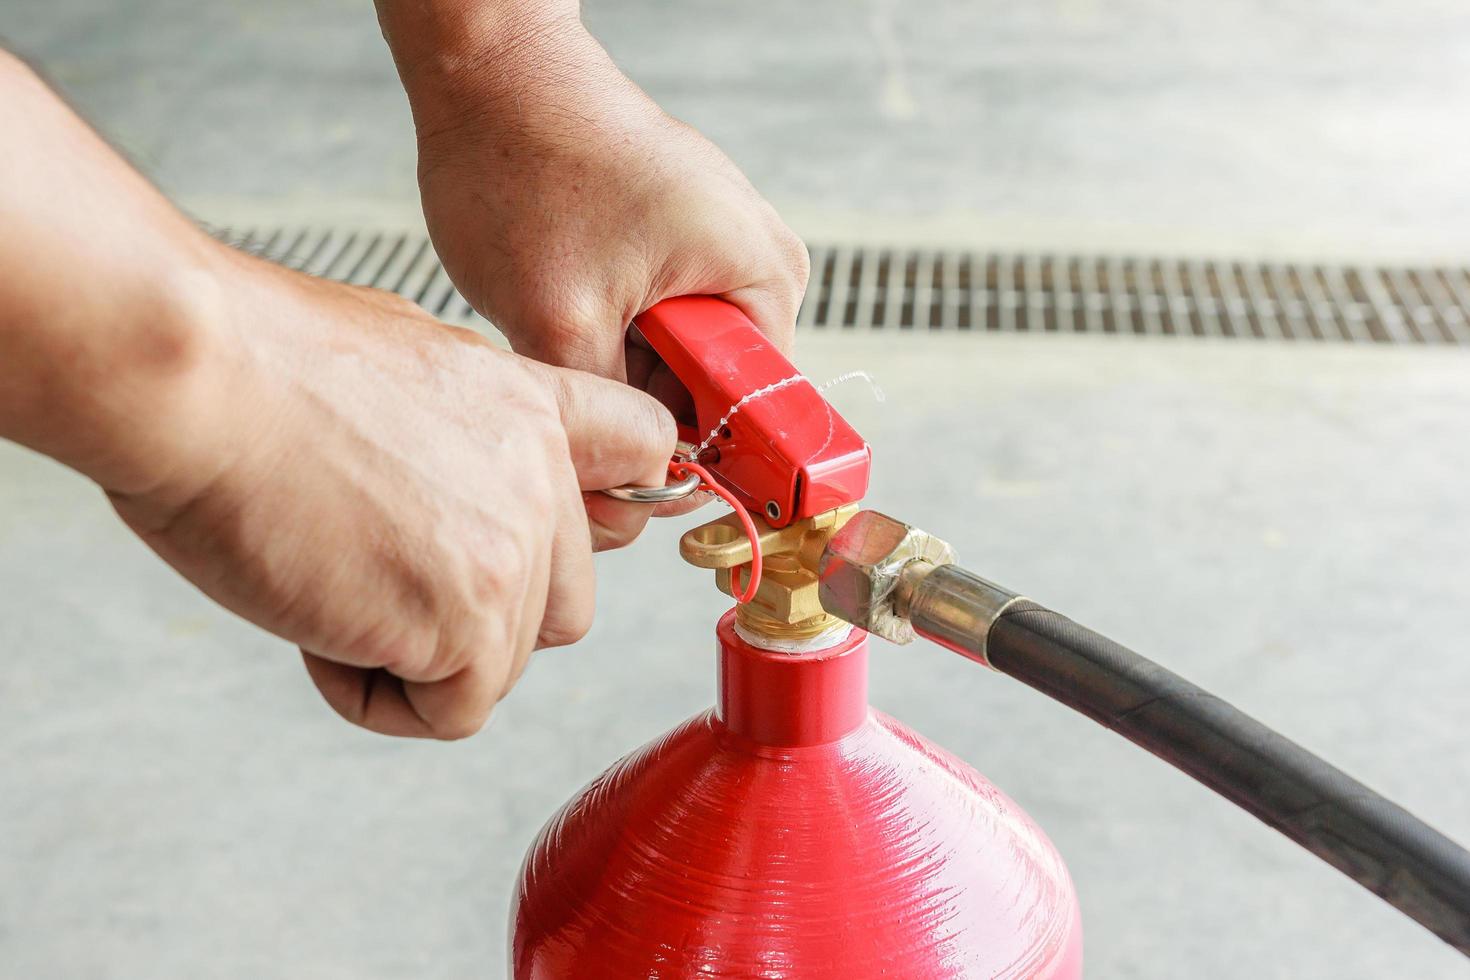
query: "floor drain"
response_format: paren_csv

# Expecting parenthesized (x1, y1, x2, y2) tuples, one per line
(217, 226, 1470, 345)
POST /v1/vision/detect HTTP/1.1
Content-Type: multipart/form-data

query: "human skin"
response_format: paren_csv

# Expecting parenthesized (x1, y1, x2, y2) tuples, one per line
(373, 0, 810, 418)
(0, 52, 675, 740)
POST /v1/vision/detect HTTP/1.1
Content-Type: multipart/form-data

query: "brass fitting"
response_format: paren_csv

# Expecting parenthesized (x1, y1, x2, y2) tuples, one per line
(680, 504, 859, 643)
(817, 510, 957, 644)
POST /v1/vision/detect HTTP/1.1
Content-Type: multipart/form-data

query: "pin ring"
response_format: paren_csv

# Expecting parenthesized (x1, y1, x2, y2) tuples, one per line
(600, 470, 703, 504)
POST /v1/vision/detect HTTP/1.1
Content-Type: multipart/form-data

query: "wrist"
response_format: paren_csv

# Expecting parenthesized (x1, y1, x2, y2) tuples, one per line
(379, 3, 623, 147)
(377, 0, 578, 74)
(0, 53, 250, 505)
(12, 232, 239, 503)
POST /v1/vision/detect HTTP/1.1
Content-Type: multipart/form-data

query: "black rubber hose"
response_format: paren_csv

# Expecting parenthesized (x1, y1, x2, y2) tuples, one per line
(987, 600, 1470, 956)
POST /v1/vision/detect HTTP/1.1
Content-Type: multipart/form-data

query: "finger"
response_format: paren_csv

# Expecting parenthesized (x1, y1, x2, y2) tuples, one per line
(526, 361, 677, 490)
(302, 651, 500, 741)
(539, 463, 597, 646)
(401, 657, 507, 740)
(524, 361, 677, 549)
(639, 359, 696, 429)
(651, 488, 714, 520)
(609, 341, 709, 525)
(722, 281, 800, 358)
(585, 491, 660, 550)
(624, 335, 659, 393)
(625, 340, 695, 429)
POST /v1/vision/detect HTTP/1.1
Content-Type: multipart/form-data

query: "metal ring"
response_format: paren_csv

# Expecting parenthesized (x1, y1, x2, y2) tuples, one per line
(600, 470, 703, 504)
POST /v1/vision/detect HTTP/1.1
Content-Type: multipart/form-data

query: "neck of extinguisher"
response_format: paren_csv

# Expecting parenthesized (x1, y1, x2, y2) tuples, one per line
(715, 610, 869, 746)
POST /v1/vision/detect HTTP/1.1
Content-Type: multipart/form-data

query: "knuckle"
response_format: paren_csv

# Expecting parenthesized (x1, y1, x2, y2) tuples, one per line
(628, 390, 678, 458)
(375, 620, 466, 685)
(504, 277, 612, 366)
(467, 534, 538, 612)
(425, 620, 479, 682)
(565, 609, 594, 645)
(539, 604, 592, 649)
(592, 521, 639, 554)
(529, 418, 575, 489)
(494, 358, 566, 436)
(366, 285, 424, 317)
(432, 704, 492, 741)
(651, 406, 678, 458)
(788, 241, 812, 292)
(397, 563, 527, 684)
(342, 620, 425, 675)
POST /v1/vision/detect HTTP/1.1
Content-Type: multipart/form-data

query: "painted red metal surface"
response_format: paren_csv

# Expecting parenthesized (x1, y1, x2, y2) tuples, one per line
(633, 296, 870, 526)
(511, 612, 1084, 979)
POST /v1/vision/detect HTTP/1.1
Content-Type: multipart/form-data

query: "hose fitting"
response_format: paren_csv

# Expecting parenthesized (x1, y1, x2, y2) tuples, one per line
(817, 509, 1023, 663)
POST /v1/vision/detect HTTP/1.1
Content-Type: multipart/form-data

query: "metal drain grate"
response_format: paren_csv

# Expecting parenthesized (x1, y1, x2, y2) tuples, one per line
(218, 226, 1470, 345)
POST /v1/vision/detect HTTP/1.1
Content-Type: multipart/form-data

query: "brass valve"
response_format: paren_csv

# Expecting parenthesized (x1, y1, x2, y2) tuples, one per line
(680, 504, 859, 643)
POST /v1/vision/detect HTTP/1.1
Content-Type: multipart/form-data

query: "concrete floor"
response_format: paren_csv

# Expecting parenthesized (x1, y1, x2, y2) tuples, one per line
(7, 0, 1470, 259)
(4, 2, 1470, 978)
(4, 337, 1468, 978)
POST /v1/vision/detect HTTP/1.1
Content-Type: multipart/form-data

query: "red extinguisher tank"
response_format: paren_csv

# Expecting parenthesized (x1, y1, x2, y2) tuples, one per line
(511, 611, 1083, 978)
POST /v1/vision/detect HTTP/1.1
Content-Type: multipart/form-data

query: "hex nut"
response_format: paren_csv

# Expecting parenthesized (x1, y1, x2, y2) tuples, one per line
(817, 510, 955, 643)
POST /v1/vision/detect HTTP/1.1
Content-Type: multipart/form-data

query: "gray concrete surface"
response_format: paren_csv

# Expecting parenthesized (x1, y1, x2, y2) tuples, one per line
(3, 336, 1469, 978)
(5, 1, 1470, 977)
(6, 0, 1470, 259)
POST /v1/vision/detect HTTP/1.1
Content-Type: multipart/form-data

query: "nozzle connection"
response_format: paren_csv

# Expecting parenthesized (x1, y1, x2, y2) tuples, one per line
(817, 510, 1023, 664)
(679, 505, 1023, 662)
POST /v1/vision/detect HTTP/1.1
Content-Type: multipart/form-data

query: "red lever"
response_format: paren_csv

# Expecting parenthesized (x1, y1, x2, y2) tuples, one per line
(633, 296, 870, 527)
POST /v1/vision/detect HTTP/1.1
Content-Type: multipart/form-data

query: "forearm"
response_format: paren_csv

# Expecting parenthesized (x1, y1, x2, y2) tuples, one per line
(373, 0, 632, 144)
(374, 0, 577, 74)
(0, 52, 230, 498)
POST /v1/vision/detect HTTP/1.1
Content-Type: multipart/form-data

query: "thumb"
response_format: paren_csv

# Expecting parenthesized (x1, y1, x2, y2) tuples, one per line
(525, 360, 677, 553)
(526, 360, 677, 491)
(721, 280, 799, 359)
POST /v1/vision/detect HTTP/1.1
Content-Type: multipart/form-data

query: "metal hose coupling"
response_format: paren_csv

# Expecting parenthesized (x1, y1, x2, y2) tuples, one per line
(820, 512, 1470, 957)
(817, 510, 1025, 665)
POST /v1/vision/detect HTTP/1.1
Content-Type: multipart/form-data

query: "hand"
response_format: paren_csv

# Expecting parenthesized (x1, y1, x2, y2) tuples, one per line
(390, 15, 809, 411)
(0, 49, 674, 739)
(108, 249, 675, 739)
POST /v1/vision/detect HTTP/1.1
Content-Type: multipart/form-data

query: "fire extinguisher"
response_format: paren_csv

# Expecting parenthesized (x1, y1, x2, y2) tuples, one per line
(510, 297, 1470, 978)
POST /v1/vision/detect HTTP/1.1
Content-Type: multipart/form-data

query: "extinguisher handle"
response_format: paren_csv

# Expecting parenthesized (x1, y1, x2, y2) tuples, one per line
(630, 297, 870, 527)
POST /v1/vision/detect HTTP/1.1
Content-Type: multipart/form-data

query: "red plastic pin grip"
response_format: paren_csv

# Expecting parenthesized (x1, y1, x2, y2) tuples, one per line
(634, 297, 870, 527)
